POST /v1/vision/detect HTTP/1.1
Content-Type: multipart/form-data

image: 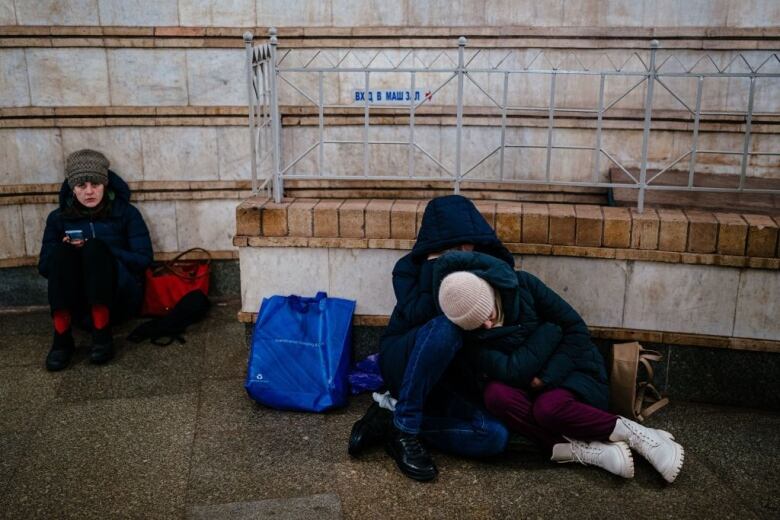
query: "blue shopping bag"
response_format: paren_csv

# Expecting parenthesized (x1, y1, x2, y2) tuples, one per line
(245, 291, 356, 412)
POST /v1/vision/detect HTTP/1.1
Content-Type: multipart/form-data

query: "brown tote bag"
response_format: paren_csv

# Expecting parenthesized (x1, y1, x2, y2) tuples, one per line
(610, 341, 669, 422)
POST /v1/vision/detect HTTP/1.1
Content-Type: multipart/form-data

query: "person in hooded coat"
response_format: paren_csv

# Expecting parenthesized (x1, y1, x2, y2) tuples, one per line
(348, 195, 512, 481)
(433, 250, 685, 484)
(39, 149, 153, 371)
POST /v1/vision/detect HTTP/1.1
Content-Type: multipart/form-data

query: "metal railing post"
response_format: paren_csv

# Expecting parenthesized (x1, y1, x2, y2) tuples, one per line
(454, 36, 467, 194)
(268, 27, 283, 203)
(637, 39, 659, 213)
(739, 75, 756, 191)
(243, 32, 258, 195)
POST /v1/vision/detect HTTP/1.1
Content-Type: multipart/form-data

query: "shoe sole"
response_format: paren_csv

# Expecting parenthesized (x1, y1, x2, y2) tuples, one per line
(384, 445, 438, 482)
(614, 441, 635, 479)
(658, 431, 685, 484)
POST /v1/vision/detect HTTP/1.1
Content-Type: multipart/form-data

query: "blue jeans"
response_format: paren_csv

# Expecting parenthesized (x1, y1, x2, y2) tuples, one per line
(393, 316, 508, 457)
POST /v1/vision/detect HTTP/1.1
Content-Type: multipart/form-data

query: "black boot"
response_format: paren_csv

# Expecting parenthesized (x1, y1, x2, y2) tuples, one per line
(385, 429, 438, 482)
(348, 402, 393, 457)
(89, 328, 114, 365)
(46, 331, 75, 372)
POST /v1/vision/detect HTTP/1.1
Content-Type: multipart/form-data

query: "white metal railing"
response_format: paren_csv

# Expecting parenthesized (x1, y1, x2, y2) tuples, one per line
(244, 29, 780, 211)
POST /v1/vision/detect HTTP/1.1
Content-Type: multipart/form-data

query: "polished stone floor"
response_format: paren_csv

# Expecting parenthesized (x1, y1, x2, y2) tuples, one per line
(0, 302, 777, 519)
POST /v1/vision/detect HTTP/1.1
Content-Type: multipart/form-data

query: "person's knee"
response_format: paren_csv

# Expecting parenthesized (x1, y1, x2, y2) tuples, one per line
(480, 417, 509, 456)
(415, 315, 463, 356)
(532, 389, 571, 430)
(483, 381, 512, 416)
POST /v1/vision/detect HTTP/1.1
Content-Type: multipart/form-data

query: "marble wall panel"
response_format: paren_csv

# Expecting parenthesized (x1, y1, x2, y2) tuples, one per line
(521, 256, 628, 327)
(0, 0, 15, 24)
(15, 0, 99, 25)
(320, 125, 363, 177)
(733, 269, 780, 341)
(728, 0, 780, 28)
(0, 129, 64, 185)
(749, 133, 780, 173)
(0, 50, 30, 107)
(239, 247, 329, 314)
(135, 201, 178, 253)
(0, 205, 25, 259)
(500, 126, 548, 182)
(108, 50, 188, 106)
(140, 127, 219, 182)
(257, 0, 331, 27)
(276, 49, 340, 107)
(331, 0, 406, 27)
(217, 127, 252, 181)
(178, 0, 255, 27)
(602, 0, 646, 26)
(645, 0, 728, 27)
(186, 50, 245, 106)
(550, 128, 597, 183)
(175, 199, 236, 251)
(98, 0, 179, 26)
(26, 49, 109, 106)
(61, 128, 144, 182)
(21, 203, 58, 257)
(484, 0, 562, 27)
(329, 248, 404, 315)
(624, 262, 740, 336)
(284, 126, 319, 176)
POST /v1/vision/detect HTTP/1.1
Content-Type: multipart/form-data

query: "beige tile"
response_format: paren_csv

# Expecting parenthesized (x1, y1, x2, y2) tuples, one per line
(0, 0, 15, 24)
(521, 256, 627, 328)
(484, 0, 562, 26)
(175, 199, 236, 251)
(0, 50, 30, 107)
(409, 0, 487, 26)
(217, 127, 252, 181)
(0, 205, 25, 259)
(624, 261, 740, 336)
(329, 248, 404, 315)
(26, 49, 109, 106)
(21, 203, 58, 257)
(728, 0, 780, 28)
(15, 0, 99, 25)
(61, 128, 144, 182)
(141, 127, 218, 182)
(604, 0, 645, 26)
(98, 0, 179, 26)
(257, 0, 331, 26)
(733, 270, 780, 341)
(239, 247, 329, 314)
(645, 0, 728, 27)
(135, 201, 178, 253)
(186, 49, 245, 106)
(332, 0, 406, 26)
(0, 129, 64, 185)
(108, 50, 188, 106)
(179, 0, 255, 26)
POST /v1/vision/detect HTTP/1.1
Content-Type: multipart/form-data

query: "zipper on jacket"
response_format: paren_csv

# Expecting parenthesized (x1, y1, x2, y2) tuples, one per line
(90, 222, 96, 239)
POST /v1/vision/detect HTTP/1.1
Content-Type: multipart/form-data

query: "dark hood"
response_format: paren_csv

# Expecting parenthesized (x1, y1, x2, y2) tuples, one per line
(411, 195, 514, 266)
(58, 169, 131, 211)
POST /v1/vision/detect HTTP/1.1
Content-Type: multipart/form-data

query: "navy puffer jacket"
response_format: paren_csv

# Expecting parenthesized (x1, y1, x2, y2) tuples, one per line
(432, 251, 609, 410)
(378, 195, 514, 396)
(39, 171, 153, 317)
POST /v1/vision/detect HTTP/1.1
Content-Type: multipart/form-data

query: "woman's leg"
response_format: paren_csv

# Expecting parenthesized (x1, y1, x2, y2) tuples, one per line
(483, 381, 564, 452)
(79, 239, 117, 364)
(532, 388, 618, 442)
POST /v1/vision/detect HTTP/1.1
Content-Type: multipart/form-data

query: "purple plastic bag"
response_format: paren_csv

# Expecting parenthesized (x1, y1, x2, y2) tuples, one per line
(347, 353, 384, 395)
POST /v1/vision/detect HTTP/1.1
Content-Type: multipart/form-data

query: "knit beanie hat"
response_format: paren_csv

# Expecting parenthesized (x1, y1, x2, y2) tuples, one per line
(65, 149, 109, 189)
(438, 271, 495, 331)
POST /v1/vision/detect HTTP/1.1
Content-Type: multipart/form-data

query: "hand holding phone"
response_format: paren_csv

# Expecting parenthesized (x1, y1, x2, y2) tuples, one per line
(64, 229, 85, 247)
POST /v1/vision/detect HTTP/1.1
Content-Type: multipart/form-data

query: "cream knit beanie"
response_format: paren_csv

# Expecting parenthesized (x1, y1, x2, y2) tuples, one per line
(438, 271, 495, 331)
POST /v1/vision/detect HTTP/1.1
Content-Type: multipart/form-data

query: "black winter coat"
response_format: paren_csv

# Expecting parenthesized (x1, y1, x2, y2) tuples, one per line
(39, 171, 153, 316)
(378, 195, 514, 396)
(431, 251, 610, 410)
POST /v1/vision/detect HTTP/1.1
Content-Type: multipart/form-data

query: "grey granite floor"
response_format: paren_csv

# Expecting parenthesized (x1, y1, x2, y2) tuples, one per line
(0, 301, 777, 520)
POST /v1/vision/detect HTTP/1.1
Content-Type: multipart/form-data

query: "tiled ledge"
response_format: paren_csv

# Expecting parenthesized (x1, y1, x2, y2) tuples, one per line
(0, 250, 237, 269)
(234, 197, 780, 267)
(2, 25, 779, 50)
(236, 311, 780, 354)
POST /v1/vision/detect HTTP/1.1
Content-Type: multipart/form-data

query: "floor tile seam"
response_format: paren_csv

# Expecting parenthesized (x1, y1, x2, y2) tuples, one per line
(184, 351, 208, 510)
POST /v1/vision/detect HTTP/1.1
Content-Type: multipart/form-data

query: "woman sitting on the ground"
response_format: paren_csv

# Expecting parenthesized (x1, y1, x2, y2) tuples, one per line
(39, 149, 152, 371)
(433, 251, 685, 483)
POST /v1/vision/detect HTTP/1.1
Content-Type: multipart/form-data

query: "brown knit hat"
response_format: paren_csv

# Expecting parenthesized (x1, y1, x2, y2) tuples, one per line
(438, 271, 495, 331)
(65, 149, 109, 189)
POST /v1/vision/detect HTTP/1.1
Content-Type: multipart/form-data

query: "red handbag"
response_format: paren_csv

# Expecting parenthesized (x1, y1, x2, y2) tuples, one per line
(141, 248, 211, 317)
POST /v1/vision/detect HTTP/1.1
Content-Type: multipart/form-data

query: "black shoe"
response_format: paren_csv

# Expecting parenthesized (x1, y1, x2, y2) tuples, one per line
(89, 328, 114, 365)
(46, 331, 75, 372)
(385, 429, 438, 482)
(348, 402, 393, 457)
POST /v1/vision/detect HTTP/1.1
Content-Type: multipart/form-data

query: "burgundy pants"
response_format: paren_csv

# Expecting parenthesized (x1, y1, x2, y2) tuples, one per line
(483, 381, 618, 452)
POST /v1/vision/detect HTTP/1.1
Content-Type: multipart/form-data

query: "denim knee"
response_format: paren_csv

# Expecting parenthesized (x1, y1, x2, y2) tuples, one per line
(479, 415, 510, 456)
(415, 315, 462, 353)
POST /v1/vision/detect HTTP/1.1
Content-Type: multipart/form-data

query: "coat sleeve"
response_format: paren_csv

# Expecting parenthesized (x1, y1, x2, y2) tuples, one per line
(38, 210, 63, 278)
(523, 272, 590, 387)
(390, 257, 438, 327)
(109, 205, 153, 273)
(475, 322, 562, 387)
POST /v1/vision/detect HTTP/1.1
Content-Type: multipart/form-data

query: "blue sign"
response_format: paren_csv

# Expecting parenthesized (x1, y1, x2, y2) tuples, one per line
(353, 89, 432, 105)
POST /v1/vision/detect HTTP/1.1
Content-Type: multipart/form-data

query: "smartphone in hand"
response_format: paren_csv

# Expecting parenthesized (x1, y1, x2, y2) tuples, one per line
(65, 229, 84, 243)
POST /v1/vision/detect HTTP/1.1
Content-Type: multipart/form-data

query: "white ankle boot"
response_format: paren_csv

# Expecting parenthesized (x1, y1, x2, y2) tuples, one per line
(551, 439, 634, 478)
(609, 417, 684, 483)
